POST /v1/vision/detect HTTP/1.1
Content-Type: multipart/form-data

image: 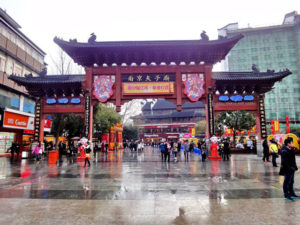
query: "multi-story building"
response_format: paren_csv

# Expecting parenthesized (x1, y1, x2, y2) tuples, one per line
(218, 11, 300, 127)
(0, 8, 46, 152)
(133, 99, 205, 143)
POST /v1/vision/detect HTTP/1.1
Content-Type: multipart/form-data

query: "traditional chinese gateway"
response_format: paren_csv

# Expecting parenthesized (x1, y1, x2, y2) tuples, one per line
(9, 33, 292, 157)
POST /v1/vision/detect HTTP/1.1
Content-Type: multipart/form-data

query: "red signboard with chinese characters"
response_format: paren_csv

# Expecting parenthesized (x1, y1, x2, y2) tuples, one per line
(122, 73, 175, 95)
(3, 111, 34, 130)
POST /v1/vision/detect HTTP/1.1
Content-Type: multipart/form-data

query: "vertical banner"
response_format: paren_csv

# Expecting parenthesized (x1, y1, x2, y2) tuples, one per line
(34, 101, 41, 141)
(84, 95, 90, 138)
(208, 93, 215, 137)
(259, 95, 267, 138)
(274, 120, 280, 133)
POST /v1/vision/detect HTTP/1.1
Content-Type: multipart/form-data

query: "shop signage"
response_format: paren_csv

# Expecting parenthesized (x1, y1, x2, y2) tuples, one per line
(3, 111, 34, 130)
(58, 98, 68, 104)
(46, 98, 56, 104)
(122, 73, 175, 95)
(46, 98, 82, 105)
(44, 119, 52, 133)
(230, 95, 243, 102)
(208, 93, 215, 137)
(70, 98, 81, 104)
(258, 95, 267, 138)
(123, 82, 174, 95)
(84, 95, 90, 137)
(34, 102, 41, 141)
(144, 134, 159, 137)
(218, 95, 254, 102)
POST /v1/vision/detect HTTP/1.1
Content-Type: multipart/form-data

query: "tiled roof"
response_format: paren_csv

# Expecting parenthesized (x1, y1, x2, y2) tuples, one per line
(212, 70, 291, 81)
(54, 35, 243, 66)
(9, 74, 85, 85)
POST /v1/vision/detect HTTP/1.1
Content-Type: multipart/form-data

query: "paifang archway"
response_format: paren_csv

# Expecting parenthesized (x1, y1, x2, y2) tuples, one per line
(9, 34, 292, 148)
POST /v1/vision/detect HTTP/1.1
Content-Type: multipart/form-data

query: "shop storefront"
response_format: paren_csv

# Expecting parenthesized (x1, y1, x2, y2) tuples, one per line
(0, 108, 35, 153)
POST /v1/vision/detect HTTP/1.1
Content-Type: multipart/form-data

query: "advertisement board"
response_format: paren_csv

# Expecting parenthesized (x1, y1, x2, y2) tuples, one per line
(122, 73, 175, 95)
(3, 111, 34, 130)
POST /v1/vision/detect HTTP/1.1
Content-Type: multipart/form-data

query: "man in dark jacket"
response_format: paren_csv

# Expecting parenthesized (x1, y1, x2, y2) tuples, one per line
(279, 137, 299, 202)
(262, 138, 270, 162)
(222, 139, 230, 161)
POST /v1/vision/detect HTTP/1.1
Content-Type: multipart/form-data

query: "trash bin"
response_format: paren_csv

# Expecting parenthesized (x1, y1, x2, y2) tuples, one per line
(48, 151, 59, 164)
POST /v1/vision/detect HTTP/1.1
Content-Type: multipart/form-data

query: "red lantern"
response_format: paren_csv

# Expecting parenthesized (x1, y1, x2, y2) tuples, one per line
(272, 130, 275, 135)
(271, 125, 274, 130)
(270, 120, 274, 125)
(286, 122, 290, 127)
(287, 128, 290, 133)
(286, 116, 289, 121)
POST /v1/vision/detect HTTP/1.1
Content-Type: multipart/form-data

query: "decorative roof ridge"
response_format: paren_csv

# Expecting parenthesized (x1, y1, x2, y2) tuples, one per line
(212, 69, 292, 80)
(54, 34, 244, 48)
(8, 74, 86, 85)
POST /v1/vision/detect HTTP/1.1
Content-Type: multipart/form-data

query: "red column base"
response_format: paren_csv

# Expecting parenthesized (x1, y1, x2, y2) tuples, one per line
(208, 155, 222, 160)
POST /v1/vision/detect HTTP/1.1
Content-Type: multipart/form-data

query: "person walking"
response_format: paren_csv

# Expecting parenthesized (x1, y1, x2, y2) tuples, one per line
(262, 138, 270, 162)
(279, 137, 300, 202)
(184, 140, 189, 161)
(223, 139, 230, 161)
(173, 141, 178, 162)
(201, 140, 207, 162)
(165, 142, 171, 162)
(58, 141, 64, 162)
(159, 142, 166, 161)
(269, 139, 279, 167)
(177, 141, 181, 155)
(189, 141, 194, 153)
(32, 142, 42, 164)
(9, 142, 19, 163)
(84, 142, 91, 167)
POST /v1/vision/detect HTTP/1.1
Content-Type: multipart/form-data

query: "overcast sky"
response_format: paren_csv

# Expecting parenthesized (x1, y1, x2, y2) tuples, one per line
(1, 0, 299, 73)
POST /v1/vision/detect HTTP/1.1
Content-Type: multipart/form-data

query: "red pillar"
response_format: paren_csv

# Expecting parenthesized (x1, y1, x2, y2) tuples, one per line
(115, 69, 121, 112)
(175, 69, 182, 111)
(204, 65, 214, 138)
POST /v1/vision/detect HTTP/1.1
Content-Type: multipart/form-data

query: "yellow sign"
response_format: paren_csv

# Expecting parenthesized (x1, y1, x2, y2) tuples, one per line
(122, 82, 174, 95)
(191, 128, 195, 137)
(274, 120, 280, 133)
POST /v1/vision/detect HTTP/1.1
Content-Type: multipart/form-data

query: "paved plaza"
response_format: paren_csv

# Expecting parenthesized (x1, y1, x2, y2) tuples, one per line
(0, 147, 300, 225)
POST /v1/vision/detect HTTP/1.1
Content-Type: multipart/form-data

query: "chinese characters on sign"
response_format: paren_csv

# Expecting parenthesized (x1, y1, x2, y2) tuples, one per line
(122, 73, 175, 95)
(208, 94, 215, 137)
(123, 82, 174, 95)
(259, 95, 267, 138)
(122, 74, 175, 83)
(84, 95, 90, 137)
(34, 102, 41, 141)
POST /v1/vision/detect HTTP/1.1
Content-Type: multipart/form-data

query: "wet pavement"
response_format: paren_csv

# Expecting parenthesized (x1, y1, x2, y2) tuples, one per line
(0, 147, 300, 225)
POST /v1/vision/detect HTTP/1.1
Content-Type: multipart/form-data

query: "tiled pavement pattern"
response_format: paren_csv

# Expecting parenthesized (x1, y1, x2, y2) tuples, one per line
(0, 147, 300, 225)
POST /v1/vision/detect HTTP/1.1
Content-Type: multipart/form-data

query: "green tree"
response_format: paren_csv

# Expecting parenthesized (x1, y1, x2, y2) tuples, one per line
(290, 126, 300, 137)
(215, 111, 256, 144)
(93, 103, 121, 135)
(123, 125, 138, 141)
(51, 113, 84, 144)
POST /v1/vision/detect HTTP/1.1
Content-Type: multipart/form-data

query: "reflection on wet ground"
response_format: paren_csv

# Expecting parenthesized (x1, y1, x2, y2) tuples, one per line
(0, 147, 300, 225)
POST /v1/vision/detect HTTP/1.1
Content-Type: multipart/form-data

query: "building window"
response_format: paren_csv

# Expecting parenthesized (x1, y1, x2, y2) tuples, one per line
(13, 64, 22, 75)
(10, 98, 20, 109)
(0, 56, 6, 72)
(23, 101, 35, 113)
